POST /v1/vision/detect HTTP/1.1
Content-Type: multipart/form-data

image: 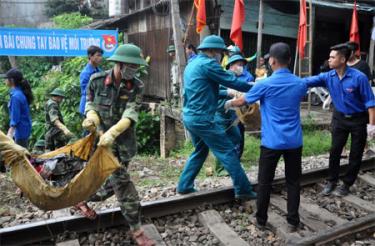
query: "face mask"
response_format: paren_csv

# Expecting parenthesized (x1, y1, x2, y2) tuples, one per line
(214, 53, 222, 63)
(121, 65, 138, 80)
(234, 65, 244, 76)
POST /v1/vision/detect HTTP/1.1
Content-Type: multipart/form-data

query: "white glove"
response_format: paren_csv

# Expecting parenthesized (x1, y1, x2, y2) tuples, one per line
(367, 124, 375, 139)
(224, 99, 237, 112)
(227, 89, 237, 98)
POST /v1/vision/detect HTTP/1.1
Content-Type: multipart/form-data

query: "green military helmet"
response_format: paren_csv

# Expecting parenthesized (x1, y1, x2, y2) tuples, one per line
(226, 54, 247, 69)
(227, 45, 241, 55)
(50, 88, 65, 97)
(197, 35, 227, 51)
(107, 44, 147, 66)
(34, 139, 45, 148)
(166, 45, 175, 53)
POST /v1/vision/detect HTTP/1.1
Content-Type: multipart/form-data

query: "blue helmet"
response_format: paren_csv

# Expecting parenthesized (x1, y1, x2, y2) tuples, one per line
(197, 35, 227, 51)
(226, 54, 247, 69)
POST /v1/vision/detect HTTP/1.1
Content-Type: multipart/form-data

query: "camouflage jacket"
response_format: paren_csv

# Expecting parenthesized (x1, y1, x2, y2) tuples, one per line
(45, 98, 64, 130)
(85, 70, 144, 160)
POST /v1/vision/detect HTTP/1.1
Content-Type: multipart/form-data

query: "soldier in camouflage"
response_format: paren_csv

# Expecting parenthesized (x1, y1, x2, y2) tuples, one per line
(82, 44, 154, 246)
(45, 88, 74, 150)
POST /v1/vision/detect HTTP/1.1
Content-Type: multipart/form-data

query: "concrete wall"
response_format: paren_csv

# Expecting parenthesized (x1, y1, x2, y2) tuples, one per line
(0, 0, 49, 27)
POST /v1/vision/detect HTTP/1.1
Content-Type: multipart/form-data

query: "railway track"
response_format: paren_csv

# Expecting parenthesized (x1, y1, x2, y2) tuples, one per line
(1, 157, 375, 245)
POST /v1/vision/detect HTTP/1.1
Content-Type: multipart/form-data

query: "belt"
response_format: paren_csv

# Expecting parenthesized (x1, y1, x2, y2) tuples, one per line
(334, 110, 368, 119)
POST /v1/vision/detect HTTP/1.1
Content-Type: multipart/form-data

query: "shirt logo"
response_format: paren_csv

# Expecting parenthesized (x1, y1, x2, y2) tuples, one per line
(346, 88, 354, 93)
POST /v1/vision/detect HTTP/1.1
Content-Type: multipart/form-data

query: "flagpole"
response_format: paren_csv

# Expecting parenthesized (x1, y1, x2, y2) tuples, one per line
(256, 0, 264, 68)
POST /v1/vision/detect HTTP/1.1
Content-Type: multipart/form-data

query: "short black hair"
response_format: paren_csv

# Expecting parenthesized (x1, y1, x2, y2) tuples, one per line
(269, 42, 291, 65)
(187, 44, 197, 54)
(87, 45, 103, 57)
(330, 43, 351, 61)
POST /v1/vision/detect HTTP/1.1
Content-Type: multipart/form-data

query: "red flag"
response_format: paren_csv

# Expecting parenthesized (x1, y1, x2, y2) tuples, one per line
(297, 0, 307, 59)
(194, 0, 206, 33)
(350, 0, 360, 56)
(230, 0, 245, 50)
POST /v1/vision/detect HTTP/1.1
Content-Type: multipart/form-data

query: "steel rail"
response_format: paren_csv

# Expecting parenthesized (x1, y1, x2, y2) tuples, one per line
(1, 157, 374, 245)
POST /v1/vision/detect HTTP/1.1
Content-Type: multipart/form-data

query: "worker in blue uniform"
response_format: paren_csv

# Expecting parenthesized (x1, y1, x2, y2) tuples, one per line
(225, 42, 307, 232)
(177, 35, 256, 200)
(214, 55, 254, 176)
(304, 43, 375, 197)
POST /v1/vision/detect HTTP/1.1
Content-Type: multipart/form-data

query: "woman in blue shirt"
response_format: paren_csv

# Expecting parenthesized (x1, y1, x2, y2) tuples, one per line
(4, 68, 33, 148)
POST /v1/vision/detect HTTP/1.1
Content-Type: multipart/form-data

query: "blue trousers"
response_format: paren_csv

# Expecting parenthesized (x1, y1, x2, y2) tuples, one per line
(177, 117, 254, 197)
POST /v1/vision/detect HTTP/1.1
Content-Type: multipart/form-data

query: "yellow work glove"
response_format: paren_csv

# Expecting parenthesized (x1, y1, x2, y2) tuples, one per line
(82, 110, 100, 133)
(55, 120, 74, 138)
(98, 118, 131, 147)
(0, 131, 30, 165)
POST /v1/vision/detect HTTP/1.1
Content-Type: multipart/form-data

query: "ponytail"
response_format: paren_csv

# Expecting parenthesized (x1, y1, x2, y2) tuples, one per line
(19, 79, 33, 105)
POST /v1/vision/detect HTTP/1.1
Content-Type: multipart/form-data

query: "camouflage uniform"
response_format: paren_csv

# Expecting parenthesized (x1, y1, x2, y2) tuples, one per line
(86, 70, 143, 230)
(45, 99, 68, 150)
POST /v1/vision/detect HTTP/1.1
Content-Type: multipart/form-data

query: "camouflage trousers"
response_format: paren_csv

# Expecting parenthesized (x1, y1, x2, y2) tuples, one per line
(45, 127, 68, 151)
(89, 161, 141, 230)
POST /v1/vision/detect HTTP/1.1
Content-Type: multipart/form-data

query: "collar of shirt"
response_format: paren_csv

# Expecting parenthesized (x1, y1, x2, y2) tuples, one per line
(10, 86, 21, 96)
(329, 67, 352, 80)
(85, 63, 99, 73)
(272, 67, 291, 75)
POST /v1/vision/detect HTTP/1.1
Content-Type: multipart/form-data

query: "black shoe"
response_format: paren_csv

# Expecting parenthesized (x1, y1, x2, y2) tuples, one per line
(287, 223, 299, 233)
(251, 217, 271, 231)
(334, 184, 350, 197)
(320, 182, 336, 196)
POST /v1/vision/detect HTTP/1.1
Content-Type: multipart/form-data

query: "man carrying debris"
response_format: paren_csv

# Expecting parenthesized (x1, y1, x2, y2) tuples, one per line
(45, 88, 74, 151)
(82, 44, 154, 246)
(177, 35, 256, 201)
(225, 42, 307, 232)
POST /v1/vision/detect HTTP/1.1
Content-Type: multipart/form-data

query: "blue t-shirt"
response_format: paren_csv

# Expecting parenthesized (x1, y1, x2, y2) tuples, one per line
(8, 87, 32, 141)
(79, 63, 100, 115)
(304, 67, 375, 114)
(244, 68, 307, 150)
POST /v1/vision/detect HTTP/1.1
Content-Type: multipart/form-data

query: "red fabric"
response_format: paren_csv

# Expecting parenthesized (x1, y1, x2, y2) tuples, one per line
(350, 0, 360, 56)
(297, 0, 307, 59)
(230, 0, 245, 50)
(194, 0, 206, 33)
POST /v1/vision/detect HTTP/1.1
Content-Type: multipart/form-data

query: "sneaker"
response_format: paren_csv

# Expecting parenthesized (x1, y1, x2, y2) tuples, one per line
(320, 182, 336, 196)
(334, 184, 350, 197)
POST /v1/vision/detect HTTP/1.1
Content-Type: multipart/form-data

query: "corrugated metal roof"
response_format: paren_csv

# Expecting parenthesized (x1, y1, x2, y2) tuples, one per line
(300, 0, 374, 13)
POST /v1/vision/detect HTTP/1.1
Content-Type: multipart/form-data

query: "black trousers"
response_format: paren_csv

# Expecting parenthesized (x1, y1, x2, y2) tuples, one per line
(328, 111, 367, 186)
(256, 146, 302, 226)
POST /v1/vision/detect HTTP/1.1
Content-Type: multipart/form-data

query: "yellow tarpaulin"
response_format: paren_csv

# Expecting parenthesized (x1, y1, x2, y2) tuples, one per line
(0, 133, 120, 211)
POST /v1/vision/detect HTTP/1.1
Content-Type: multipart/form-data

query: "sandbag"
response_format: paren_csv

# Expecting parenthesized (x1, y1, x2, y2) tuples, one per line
(229, 91, 261, 130)
(1, 133, 121, 210)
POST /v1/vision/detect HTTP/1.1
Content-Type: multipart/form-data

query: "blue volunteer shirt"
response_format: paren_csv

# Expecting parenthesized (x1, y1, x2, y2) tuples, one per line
(8, 87, 32, 141)
(304, 67, 375, 114)
(244, 68, 307, 150)
(187, 53, 198, 63)
(79, 63, 100, 115)
(183, 53, 251, 121)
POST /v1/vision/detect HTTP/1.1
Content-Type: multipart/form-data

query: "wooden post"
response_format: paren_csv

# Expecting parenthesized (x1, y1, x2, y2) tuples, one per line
(256, 0, 264, 68)
(170, 0, 187, 108)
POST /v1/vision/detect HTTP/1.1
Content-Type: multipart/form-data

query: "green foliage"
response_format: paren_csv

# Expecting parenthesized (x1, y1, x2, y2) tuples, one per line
(53, 12, 93, 29)
(136, 112, 160, 155)
(45, 0, 80, 17)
